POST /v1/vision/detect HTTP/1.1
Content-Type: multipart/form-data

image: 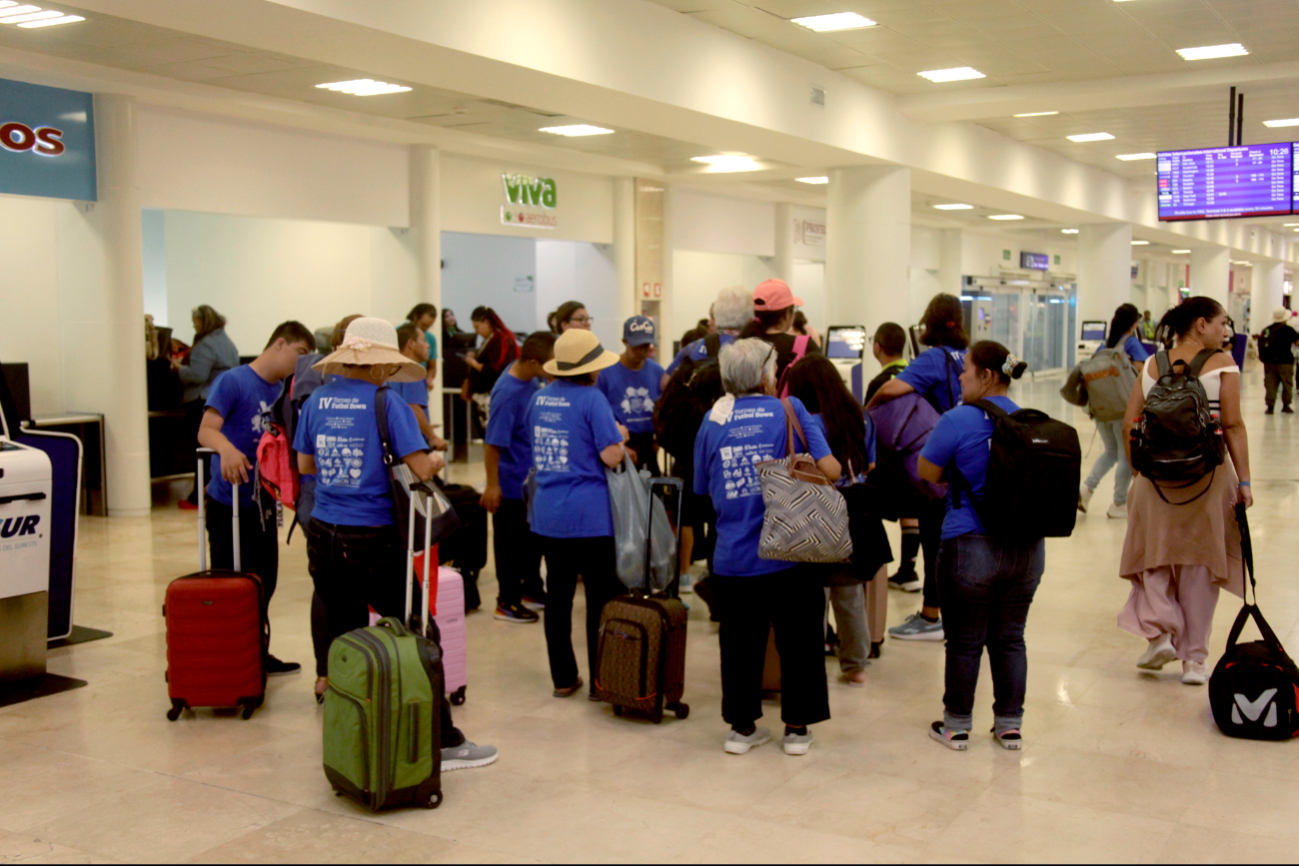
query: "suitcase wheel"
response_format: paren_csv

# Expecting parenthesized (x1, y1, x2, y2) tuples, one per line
(239, 700, 256, 720)
(612, 704, 623, 717)
(450, 687, 466, 706)
(424, 790, 443, 810)
(673, 702, 690, 721)
(166, 699, 186, 722)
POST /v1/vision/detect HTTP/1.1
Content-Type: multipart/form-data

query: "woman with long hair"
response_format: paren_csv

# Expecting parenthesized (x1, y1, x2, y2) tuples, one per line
(1078, 303, 1147, 519)
(464, 306, 520, 428)
(1119, 297, 1250, 686)
(866, 292, 969, 642)
(175, 304, 240, 508)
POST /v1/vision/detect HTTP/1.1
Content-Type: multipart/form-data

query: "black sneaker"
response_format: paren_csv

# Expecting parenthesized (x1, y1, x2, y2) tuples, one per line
(494, 602, 539, 624)
(888, 570, 922, 593)
(868, 641, 882, 659)
(1285, 407, 1295, 415)
(1266, 406, 1275, 415)
(266, 655, 301, 676)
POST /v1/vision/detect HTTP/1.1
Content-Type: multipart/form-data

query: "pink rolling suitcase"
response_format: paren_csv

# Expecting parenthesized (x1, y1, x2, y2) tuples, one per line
(435, 566, 468, 706)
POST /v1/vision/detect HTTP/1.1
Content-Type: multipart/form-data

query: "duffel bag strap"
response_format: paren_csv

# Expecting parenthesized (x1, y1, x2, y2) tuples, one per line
(1231, 504, 1288, 655)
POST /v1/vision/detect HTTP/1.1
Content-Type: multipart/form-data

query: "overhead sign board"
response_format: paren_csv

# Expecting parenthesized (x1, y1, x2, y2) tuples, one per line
(500, 172, 556, 229)
(0, 77, 95, 202)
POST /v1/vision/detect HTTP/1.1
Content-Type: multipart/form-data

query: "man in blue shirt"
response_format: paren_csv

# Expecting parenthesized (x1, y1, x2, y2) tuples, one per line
(395, 322, 449, 452)
(198, 320, 315, 675)
(598, 316, 664, 471)
(481, 332, 556, 623)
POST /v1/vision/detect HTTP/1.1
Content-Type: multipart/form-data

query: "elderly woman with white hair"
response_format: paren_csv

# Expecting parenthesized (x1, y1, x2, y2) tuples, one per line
(661, 284, 755, 387)
(693, 338, 840, 757)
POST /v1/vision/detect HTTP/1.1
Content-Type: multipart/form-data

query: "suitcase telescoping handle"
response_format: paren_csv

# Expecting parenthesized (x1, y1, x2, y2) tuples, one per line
(405, 479, 435, 633)
(196, 447, 240, 573)
(645, 477, 685, 598)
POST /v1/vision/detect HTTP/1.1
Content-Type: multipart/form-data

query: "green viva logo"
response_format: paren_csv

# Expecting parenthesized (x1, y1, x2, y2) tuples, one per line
(502, 173, 557, 209)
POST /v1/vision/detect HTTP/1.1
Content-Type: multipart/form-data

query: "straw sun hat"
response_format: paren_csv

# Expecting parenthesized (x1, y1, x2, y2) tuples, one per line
(543, 329, 621, 377)
(313, 317, 427, 383)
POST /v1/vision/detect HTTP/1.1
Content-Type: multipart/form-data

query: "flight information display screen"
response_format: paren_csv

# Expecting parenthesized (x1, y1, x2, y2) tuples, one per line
(1157, 144, 1293, 221)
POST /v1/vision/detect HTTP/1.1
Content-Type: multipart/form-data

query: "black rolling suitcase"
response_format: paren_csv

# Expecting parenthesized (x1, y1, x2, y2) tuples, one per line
(593, 478, 690, 723)
(435, 480, 488, 609)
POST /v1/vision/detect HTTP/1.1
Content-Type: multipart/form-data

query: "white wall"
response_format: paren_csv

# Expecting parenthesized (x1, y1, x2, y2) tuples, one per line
(441, 231, 537, 337)
(959, 231, 1078, 279)
(535, 240, 620, 349)
(671, 188, 776, 257)
(669, 250, 778, 344)
(141, 209, 167, 325)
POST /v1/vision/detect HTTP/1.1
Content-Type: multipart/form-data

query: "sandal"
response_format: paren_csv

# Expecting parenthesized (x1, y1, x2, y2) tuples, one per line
(315, 677, 329, 705)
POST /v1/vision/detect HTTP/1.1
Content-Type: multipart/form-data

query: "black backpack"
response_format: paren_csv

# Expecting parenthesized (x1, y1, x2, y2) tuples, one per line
(1130, 350, 1224, 503)
(654, 334, 724, 463)
(1210, 505, 1299, 741)
(951, 400, 1081, 540)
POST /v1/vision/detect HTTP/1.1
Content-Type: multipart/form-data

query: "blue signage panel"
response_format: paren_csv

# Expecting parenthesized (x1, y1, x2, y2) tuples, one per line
(1156, 144, 1291, 221)
(0, 77, 95, 201)
(1020, 252, 1049, 270)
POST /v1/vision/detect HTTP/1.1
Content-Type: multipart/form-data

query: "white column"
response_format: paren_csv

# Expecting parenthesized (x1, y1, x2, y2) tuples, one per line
(410, 145, 442, 437)
(1190, 245, 1231, 306)
(826, 165, 910, 375)
(934, 228, 963, 322)
(1077, 223, 1132, 328)
(772, 202, 795, 286)
(1254, 255, 1286, 334)
(613, 177, 636, 328)
(94, 94, 150, 517)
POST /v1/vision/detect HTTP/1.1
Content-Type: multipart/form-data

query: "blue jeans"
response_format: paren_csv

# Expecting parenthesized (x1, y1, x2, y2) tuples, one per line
(937, 534, 1044, 732)
(1084, 419, 1132, 506)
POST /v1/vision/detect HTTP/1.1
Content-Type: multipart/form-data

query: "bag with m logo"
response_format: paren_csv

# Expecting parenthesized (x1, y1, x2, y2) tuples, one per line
(1210, 506, 1299, 740)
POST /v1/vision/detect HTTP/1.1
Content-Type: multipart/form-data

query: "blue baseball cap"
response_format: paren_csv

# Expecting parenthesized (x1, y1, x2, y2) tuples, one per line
(623, 315, 656, 346)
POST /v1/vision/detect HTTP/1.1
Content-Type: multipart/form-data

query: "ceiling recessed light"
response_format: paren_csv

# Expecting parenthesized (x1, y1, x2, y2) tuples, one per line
(795, 176, 829, 184)
(1067, 133, 1115, 142)
(1284, 223, 1299, 227)
(988, 214, 1024, 221)
(692, 154, 762, 172)
(1171, 249, 1191, 254)
(316, 79, 412, 96)
(1061, 228, 1079, 234)
(539, 124, 613, 137)
(1131, 240, 1150, 245)
(1013, 111, 1058, 118)
(1232, 260, 1253, 266)
(0, 6, 42, 19)
(1263, 118, 1299, 128)
(1177, 43, 1249, 61)
(18, 13, 82, 26)
(918, 67, 985, 83)
(933, 203, 974, 210)
(0, 8, 60, 23)
(1117, 153, 1157, 161)
(791, 12, 876, 32)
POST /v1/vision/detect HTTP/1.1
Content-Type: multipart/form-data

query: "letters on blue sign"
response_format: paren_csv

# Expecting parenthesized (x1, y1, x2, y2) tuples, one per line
(0, 77, 95, 201)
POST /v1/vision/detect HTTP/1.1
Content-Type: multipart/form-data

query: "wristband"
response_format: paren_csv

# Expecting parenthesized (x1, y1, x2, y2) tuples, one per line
(1238, 481, 1251, 487)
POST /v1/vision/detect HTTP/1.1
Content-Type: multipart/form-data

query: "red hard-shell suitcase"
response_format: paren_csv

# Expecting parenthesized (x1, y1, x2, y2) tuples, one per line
(163, 451, 268, 720)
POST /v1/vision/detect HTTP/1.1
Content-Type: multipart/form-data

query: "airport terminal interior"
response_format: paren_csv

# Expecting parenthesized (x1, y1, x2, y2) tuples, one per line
(2, 0, 1299, 862)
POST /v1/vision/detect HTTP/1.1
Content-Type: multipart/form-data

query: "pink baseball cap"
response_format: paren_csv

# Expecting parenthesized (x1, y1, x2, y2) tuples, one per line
(753, 279, 804, 311)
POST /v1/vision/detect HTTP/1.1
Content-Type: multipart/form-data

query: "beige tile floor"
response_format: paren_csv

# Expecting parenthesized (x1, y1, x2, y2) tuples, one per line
(4, 370, 1299, 864)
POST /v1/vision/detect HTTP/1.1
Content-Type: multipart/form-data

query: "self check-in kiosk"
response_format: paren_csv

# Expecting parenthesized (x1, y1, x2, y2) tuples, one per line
(825, 325, 869, 403)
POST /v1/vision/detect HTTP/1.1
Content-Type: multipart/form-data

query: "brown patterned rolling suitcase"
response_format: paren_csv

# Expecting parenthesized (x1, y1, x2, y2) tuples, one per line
(593, 478, 689, 723)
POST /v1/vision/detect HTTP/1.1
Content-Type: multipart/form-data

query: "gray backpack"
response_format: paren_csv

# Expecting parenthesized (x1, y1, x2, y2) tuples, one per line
(1077, 347, 1137, 422)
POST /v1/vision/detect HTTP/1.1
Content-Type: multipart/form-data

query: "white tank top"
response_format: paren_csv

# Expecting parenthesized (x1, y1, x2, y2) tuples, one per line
(1142, 355, 1239, 413)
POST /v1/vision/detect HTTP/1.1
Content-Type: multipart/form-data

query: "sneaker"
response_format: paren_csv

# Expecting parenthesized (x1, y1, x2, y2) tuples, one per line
(1181, 660, 1208, 685)
(441, 741, 498, 771)
(1078, 484, 1094, 514)
(1285, 407, 1295, 415)
(992, 727, 1023, 750)
(266, 655, 301, 676)
(553, 677, 584, 698)
(493, 603, 539, 624)
(782, 729, 814, 755)
(888, 570, 922, 593)
(929, 721, 968, 751)
(724, 726, 772, 755)
(889, 612, 944, 641)
(1106, 503, 1128, 519)
(1266, 406, 1276, 415)
(521, 595, 546, 612)
(1136, 634, 1176, 671)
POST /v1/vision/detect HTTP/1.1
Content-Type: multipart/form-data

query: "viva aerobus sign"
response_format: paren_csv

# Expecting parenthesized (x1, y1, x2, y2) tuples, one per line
(501, 172, 557, 229)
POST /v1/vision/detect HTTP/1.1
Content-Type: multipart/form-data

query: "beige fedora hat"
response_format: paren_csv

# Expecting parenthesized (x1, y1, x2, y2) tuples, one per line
(543, 329, 621, 377)
(313, 317, 427, 383)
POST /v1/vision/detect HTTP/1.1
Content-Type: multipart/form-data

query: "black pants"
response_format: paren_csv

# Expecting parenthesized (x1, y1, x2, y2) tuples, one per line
(540, 536, 623, 690)
(206, 489, 280, 604)
(712, 570, 830, 729)
(186, 400, 211, 504)
(918, 497, 946, 611)
(306, 518, 463, 749)
(627, 431, 656, 473)
(492, 498, 544, 608)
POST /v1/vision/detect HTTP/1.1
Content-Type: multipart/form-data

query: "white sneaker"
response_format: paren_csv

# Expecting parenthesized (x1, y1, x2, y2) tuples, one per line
(1136, 634, 1177, 670)
(724, 726, 772, 755)
(1106, 503, 1128, 519)
(1182, 660, 1208, 685)
(782, 730, 814, 756)
(1078, 484, 1094, 514)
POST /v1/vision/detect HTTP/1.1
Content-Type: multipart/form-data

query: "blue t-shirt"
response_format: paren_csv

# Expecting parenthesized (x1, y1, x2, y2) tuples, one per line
(293, 379, 427, 527)
(390, 379, 429, 409)
(204, 365, 283, 508)
(693, 395, 831, 577)
(597, 359, 665, 433)
(665, 334, 737, 376)
(485, 371, 541, 501)
(528, 379, 625, 539)
(807, 412, 876, 487)
(920, 395, 1019, 540)
(897, 346, 966, 413)
(1123, 335, 1150, 363)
